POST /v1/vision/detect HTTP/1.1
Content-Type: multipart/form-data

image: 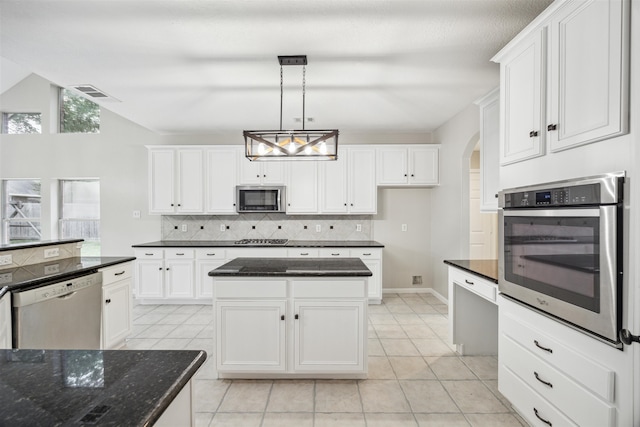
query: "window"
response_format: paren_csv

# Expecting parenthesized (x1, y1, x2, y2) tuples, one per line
(59, 180, 100, 256)
(59, 88, 100, 133)
(2, 179, 42, 244)
(2, 112, 42, 134)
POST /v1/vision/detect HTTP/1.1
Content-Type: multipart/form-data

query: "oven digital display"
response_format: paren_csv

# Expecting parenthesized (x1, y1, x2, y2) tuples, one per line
(536, 191, 552, 204)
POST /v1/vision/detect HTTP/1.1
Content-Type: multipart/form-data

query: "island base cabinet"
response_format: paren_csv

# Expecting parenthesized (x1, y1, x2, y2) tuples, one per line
(155, 380, 194, 427)
(294, 301, 365, 373)
(100, 262, 133, 350)
(216, 301, 286, 373)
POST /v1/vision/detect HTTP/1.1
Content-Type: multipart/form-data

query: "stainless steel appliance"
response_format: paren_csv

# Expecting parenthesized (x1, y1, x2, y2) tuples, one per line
(12, 271, 102, 349)
(498, 172, 624, 346)
(236, 186, 286, 213)
(234, 239, 288, 246)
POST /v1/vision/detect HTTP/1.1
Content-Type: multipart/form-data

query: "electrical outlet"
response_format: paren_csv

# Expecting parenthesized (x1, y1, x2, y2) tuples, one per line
(401, 224, 408, 232)
(44, 264, 60, 275)
(0, 254, 12, 266)
(181, 224, 188, 232)
(412, 275, 423, 285)
(0, 272, 12, 284)
(220, 224, 225, 232)
(356, 224, 362, 232)
(315, 224, 321, 232)
(132, 210, 141, 219)
(44, 248, 59, 258)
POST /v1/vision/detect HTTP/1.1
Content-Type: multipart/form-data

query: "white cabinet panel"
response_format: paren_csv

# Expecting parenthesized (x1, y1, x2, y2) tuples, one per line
(206, 147, 239, 214)
(102, 280, 132, 349)
(176, 149, 204, 213)
(320, 148, 349, 213)
(377, 148, 408, 185)
(148, 147, 204, 214)
(348, 148, 377, 213)
(409, 146, 439, 185)
(287, 161, 319, 213)
(135, 259, 164, 298)
(239, 160, 285, 185)
(475, 88, 500, 211)
(376, 145, 439, 186)
(148, 149, 175, 214)
(0, 292, 12, 349)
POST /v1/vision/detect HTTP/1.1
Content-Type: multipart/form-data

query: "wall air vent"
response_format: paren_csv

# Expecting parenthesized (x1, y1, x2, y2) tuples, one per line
(70, 85, 120, 102)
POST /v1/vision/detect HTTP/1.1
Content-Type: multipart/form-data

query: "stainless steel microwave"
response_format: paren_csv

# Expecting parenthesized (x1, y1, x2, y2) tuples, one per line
(236, 186, 286, 213)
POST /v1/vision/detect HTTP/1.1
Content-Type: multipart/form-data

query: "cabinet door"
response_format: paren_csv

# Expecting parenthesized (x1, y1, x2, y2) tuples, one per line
(361, 259, 381, 302)
(377, 148, 408, 185)
(320, 148, 348, 213)
(500, 29, 546, 165)
(165, 259, 194, 299)
(409, 146, 439, 185)
(136, 260, 164, 298)
(293, 301, 365, 372)
(478, 90, 500, 211)
(262, 162, 285, 184)
(0, 293, 11, 349)
(206, 148, 238, 214)
(148, 149, 175, 214)
(287, 161, 319, 213)
(176, 149, 204, 213)
(348, 148, 377, 213)
(548, 0, 628, 152)
(216, 300, 286, 372)
(238, 159, 263, 185)
(102, 280, 132, 349)
(196, 259, 224, 299)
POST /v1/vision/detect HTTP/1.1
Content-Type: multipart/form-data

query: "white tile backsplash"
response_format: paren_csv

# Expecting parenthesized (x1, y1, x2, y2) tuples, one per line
(161, 214, 373, 241)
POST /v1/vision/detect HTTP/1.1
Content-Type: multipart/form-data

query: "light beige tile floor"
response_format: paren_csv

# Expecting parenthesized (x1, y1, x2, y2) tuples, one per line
(125, 293, 526, 427)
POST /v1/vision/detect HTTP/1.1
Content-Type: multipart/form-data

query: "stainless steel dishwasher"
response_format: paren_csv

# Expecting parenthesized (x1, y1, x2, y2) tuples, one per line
(12, 271, 102, 349)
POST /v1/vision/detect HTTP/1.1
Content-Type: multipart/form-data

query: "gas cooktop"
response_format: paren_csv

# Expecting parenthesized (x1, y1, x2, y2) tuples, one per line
(233, 239, 288, 246)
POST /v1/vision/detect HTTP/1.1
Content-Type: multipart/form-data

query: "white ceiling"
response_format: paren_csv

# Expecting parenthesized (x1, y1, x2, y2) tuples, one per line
(0, 0, 552, 135)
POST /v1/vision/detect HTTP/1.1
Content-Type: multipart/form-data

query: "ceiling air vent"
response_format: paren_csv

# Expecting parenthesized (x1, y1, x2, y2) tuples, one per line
(70, 85, 119, 102)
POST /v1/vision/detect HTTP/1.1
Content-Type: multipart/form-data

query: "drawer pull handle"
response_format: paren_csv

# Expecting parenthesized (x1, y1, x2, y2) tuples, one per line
(331, 253, 340, 256)
(464, 279, 474, 285)
(114, 271, 125, 276)
(300, 253, 309, 256)
(207, 253, 216, 256)
(534, 340, 553, 353)
(145, 253, 154, 256)
(363, 253, 371, 256)
(176, 253, 184, 256)
(534, 408, 552, 426)
(534, 371, 553, 388)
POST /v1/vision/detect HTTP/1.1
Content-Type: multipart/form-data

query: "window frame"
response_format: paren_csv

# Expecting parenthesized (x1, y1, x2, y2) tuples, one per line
(1, 179, 43, 245)
(1, 112, 42, 134)
(58, 88, 100, 134)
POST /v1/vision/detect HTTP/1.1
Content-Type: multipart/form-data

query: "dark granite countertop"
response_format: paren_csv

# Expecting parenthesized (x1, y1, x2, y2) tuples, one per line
(443, 259, 498, 283)
(0, 348, 206, 426)
(1, 256, 136, 292)
(133, 240, 384, 248)
(210, 257, 373, 277)
(0, 239, 84, 253)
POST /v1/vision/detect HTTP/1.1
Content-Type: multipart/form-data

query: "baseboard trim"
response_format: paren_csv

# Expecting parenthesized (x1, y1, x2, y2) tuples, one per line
(383, 288, 448, 304)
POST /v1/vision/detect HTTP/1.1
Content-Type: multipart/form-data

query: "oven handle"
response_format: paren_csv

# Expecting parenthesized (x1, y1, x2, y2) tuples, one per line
(502, 208, 600, 218)
(620, 329, 640, 346)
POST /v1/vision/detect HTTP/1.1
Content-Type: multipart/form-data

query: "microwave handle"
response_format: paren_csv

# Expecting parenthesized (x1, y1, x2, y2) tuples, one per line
(620, 329, 640, 346)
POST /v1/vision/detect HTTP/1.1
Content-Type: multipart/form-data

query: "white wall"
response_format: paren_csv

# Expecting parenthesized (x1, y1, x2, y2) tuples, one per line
(429, 103, 480, 298)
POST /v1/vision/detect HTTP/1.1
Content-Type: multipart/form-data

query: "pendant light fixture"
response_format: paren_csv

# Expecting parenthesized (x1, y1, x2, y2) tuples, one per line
(243, 55, 339, 161)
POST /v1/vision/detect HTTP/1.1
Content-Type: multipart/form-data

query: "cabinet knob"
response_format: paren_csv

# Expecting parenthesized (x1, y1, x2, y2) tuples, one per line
(350, 203, 354, 206)
(263, 174, 266, 178)
(494, 194, 498, 198)
(178, 204, 181, 207)
(166, 268, 170, 271)
(344, 203, 347, 206)
(158, 267, 163, 271)
(256, 174, 260, 178)
(170, 203, 174, 207)
(105, 299, 111, 304)
(295, 314, 299, 320)
(404, 174, 407, 177)
(411, 174, 414, 177)
(529, 130, 539, 137)
(547, 124, 558, 131)
(280, 315, 285, 321)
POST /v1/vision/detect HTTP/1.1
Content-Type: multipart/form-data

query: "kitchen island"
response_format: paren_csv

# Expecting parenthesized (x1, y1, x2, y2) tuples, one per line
(209, 257, 371, 379)
(0, 348, 206, 426)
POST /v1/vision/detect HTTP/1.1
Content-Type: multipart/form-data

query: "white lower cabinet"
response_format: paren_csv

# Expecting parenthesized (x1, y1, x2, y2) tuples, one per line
(214, 277, 368, 378)
(100, 262, 133, 349)
(498, 295, 632, 427)
(195, 249, 226, 299)
(134, 249, 195, 303)
(0, 291, 12, 348)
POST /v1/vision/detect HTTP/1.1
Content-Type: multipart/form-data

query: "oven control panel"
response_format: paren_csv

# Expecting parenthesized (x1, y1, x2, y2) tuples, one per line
(503, 183, 601, 208)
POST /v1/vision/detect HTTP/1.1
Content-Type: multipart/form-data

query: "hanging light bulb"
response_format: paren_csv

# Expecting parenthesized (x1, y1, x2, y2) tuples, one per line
(304, 145, 313, 154)
(288, 141, 296, 153)
(258, 143, 266, 155)
(319, 142, 327, 155)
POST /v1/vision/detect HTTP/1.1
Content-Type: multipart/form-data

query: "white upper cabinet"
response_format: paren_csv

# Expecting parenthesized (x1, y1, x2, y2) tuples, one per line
(148, 147, 204, 214)
(547, 0, 629, 152)
(286, 161, 319, 214)
(475, 88, 500, 211)
(376, 145, 439, 186)
(320, 147, 377, 214)
(493, 0, 629, 164)
(206, 147, 240, 214)
(239, 159, 286, 185)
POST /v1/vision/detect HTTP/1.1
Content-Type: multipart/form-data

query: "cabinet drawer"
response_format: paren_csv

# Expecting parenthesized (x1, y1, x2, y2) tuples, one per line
(450, 268, 496, 302)
(101, 262, 133, 285)
(293, 279, 366, 299)
(287, 249, 319, 258)
(350, 249, 381, 259)
(195, 249, 226, 260)
(135, 249, 163, 259)
(500, 365, 578, 427)
(501, 311, 614, 402)
(501, 334, 615, 427)
(226, 248, 288, 259)
(165, 249, 194, 259)
(318, 249, 349, 258)
(214, 280, 287, 298)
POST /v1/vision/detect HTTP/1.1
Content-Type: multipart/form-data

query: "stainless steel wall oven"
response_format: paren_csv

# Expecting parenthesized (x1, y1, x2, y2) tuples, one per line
(498, 172, 625, 346)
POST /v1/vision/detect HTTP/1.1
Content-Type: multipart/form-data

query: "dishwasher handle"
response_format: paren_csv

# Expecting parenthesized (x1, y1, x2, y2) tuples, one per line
(57, 291, 78, 300)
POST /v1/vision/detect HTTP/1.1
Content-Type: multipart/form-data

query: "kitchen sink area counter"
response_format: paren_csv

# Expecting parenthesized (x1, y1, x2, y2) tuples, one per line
(444, 259, 499, 356)
(209, 257, 370, 379)
(0, 348, 206, 426)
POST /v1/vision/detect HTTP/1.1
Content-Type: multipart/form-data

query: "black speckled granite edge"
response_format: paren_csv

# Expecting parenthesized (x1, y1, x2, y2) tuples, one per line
(133, 240, 384, 248)
(210, 257, 373, 277)
(443, 259, 499, 283)
(0, 238, 84, 253)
